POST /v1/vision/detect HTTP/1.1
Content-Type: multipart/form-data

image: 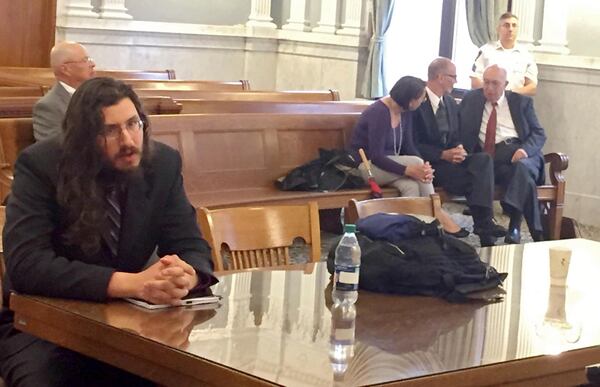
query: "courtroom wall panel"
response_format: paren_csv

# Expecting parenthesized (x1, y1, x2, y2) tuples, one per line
(0, 0, 56, 67)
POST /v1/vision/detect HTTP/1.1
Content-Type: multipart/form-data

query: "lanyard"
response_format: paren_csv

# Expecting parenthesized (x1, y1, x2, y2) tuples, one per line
(392, 115, 402, 156)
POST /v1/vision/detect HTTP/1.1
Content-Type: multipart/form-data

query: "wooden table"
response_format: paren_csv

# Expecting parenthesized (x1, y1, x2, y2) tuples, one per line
(10, 239, 600, 386)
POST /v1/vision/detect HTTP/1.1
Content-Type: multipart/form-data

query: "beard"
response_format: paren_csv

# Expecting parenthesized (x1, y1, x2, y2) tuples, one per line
(99, 144, 144, 183)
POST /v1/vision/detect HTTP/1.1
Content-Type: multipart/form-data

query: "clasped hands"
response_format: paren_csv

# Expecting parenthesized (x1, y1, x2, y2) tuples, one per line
(441, 144, 467, 164)
(137, 255, 199, 306)
(406, 161, 435, 183)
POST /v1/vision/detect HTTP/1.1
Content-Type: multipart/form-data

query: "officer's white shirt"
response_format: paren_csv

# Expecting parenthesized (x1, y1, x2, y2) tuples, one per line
(471, 41, 538, 91)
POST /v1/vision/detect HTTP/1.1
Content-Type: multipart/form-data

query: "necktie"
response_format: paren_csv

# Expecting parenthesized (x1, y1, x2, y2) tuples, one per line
(435, 100, 449, 145)
(483, 102, 498, 156)
(105, 187, 121, 257)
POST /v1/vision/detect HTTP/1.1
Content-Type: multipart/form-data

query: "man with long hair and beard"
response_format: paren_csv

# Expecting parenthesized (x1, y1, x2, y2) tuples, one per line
(0, 77, 216, 386)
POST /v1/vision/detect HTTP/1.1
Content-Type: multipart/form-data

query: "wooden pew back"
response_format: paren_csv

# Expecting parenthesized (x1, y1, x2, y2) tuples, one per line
(0, 87, 45, 98)
(125, 79, 250, 91)
(135, 89, 340, 101)
(0, 96, 182, 118)
(0, 67, 176, 87)
(178, 100, 370, 114)
(150, 113, 358, 192)
(0, 97, 39, 118)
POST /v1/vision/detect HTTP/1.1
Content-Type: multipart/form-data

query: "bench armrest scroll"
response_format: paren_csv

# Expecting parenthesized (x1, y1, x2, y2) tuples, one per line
(544, 152, 568, 186)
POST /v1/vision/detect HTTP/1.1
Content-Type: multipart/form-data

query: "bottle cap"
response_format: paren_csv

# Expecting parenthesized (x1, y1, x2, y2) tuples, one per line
(344, 224, 356, 233)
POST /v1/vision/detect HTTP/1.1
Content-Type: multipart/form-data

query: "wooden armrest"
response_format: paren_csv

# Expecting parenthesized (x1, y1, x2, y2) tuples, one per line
(544, 152, 568, 186)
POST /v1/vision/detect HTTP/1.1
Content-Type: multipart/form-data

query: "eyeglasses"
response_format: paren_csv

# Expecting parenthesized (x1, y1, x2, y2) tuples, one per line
(64, 56, 94, 65)
(444, 74, 458, 80)
(101, 119, 144, 140)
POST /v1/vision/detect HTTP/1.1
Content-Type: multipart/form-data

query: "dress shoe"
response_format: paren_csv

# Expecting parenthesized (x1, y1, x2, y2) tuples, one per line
(479, 234, 497, 247)
(504, 227, 521, 244)
(474, 223, 507, 238)
(446, 227, 469, 238)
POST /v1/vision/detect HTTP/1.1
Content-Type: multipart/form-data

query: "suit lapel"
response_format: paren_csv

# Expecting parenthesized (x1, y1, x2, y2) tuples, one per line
(443, 95, 457, 132)
(506, 92, 526, 139)
(53, 83, 72, 113)
(421, 96, 438, 133)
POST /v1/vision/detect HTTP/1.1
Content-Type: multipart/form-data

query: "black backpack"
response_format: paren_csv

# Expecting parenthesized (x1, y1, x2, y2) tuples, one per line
(327, 215, 507, 302)
(276, 148, 365, 192)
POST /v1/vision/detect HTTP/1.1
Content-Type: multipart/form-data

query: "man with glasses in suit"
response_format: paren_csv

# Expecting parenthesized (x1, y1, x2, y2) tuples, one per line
(32, 41, 96, 141)
(1, 78, 216, 386)
(413, 57, 505, 247)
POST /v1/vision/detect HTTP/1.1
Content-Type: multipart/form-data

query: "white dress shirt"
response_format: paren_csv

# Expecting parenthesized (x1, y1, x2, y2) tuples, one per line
(425, 87, 442, 114)
(478, 93, 519, 147)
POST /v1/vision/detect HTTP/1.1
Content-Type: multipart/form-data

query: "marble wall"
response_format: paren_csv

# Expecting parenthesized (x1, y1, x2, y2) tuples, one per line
(535, 55, 600, 227)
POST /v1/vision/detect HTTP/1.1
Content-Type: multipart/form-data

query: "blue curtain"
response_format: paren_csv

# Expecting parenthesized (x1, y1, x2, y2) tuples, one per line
(465, 0, 509, 47)
(360, 0, 395, 99)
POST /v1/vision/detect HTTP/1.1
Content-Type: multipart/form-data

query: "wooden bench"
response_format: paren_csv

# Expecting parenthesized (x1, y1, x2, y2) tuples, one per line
(125, 79, 251, 91)
(178, 100, 370, 114)
(0, 113, 569, 239)
(0, 67, 176, 87)
(134, 89, 341, 101)
(0, 96, 182, 118)
(149, 113, 382, 209)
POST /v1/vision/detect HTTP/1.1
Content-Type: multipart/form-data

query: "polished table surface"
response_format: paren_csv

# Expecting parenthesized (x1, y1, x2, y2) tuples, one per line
(10, 239, 600, 386)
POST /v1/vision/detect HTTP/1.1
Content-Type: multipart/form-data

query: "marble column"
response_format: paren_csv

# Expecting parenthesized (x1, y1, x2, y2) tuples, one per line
(98, 0, 133, 20)
(512, 0, 536, 48)
(313, 0, 339, 34)
(63, 0, 97, 18)
(282, 0, 310, 31)
(535, 0, 570, 54)
(337, 0, 362, 36)
(246, 0, 277, 29)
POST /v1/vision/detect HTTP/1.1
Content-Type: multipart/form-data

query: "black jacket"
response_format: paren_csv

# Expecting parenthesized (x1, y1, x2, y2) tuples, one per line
(413, 94, 461, 163)
(1, 137, 215, 359)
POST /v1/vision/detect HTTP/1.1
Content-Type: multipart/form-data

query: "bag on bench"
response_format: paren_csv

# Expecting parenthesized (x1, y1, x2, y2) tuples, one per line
(276, 148, 365, 192)
(327, 214, 507, 302)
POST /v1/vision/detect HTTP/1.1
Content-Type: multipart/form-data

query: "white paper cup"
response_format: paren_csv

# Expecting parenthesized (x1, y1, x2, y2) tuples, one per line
(549, 246, 572, 287)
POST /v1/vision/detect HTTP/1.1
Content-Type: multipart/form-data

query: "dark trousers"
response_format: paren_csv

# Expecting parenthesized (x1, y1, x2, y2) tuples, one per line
(493, 142, 543, 233)
(433, 152, 495, 210)
(0, 331, 153, 387)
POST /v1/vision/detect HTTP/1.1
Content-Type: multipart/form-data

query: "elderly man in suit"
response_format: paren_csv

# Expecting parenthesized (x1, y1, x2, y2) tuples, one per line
(1, 78, 216, 386)
(413, 57, 505, 247)
(459, 64, 546, 244)
(32, 41, 96, 141)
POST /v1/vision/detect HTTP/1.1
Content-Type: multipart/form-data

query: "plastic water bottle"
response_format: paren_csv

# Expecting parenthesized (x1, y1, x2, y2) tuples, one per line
(329, 303, 356, 381)
(332, 224, 361, 305)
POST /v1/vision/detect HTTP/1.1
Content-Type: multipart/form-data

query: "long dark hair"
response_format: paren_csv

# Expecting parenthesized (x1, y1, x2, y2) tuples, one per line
(389, 76, 426, 110)
(57, 77, 151, 254)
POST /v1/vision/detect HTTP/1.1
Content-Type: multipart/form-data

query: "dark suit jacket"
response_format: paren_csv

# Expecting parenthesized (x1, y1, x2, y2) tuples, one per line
(0, 137, 215, 359)
(458, 89, 546, 180)
(32, 82, 71, 142)
(413, 94, 460, 162)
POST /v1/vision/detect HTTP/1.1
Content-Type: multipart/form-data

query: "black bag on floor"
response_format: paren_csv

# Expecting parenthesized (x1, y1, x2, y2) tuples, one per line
(327, 214, 507, 302)
(276, 148, 365, 192)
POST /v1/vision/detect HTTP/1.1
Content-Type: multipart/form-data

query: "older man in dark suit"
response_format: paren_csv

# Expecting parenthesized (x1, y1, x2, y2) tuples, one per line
(32, 41, 96, 141)
(414, 57, 505, 246)
(459, 64, 546, 244)
(1, 78, 216, 386)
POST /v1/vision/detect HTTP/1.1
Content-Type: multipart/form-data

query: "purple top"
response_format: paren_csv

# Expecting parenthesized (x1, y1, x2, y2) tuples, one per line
(350, 100, 420, 176)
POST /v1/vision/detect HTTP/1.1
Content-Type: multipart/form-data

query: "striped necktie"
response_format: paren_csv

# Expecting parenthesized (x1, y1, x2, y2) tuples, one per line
(105, 187, 121, 258)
